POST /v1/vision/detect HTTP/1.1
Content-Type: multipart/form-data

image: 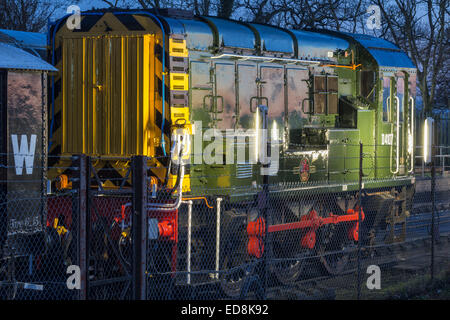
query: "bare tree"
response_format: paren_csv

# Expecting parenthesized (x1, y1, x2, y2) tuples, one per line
(240, 0, 287, 24)
(136, 0, 162, 8)
(192, 0, 212, 15)
(100, 0, 122, 7)
(100, 0, 216, 14)
(374, 0, 449, 113)
(90, 0, 450, 111)
(282, 0, 367, 30)
(433, 27, 449, 109)
(0, 0, 65, 32)
(237, 0, 367, 30)
(216, 0, 232, 18)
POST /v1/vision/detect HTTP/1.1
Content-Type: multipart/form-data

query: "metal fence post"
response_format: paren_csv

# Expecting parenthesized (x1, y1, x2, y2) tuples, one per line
(215, 197, 222, 280)
(85, 156, 91, 298)
(260, 105, 269, 300)
(422, 156, 425, 177)
(71, 154, 87, 300)
(431, 154, 436, 282)
(262, 179, 268, 300)
(186, 200, 193, 285)
(132, 156, 148, 300)
(357, 142, 363, 300)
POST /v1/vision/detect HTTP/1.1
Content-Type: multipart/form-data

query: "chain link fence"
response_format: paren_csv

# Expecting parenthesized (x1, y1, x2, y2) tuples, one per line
(1, 144, 449, 300)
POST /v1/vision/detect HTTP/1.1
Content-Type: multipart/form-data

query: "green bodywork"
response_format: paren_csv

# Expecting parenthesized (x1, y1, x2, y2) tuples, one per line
(180, 22, 417, 202)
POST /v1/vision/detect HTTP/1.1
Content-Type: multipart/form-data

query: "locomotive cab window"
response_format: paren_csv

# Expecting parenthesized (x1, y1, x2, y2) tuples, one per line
(314, 75, 326, 114)
(382, 76, 392, 122)
(313, 74, 338, 115)
(360, 71, 377, 103)
(327, 76, 338, 114)
(396, 76, 405, 123)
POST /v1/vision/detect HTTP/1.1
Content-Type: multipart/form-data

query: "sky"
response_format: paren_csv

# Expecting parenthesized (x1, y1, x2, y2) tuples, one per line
(54, 0, 255, 20)
(53, 0, 111, 19)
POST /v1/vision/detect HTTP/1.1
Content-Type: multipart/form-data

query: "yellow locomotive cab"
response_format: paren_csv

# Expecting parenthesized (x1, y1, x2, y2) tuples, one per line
(50, 13, 192, 190)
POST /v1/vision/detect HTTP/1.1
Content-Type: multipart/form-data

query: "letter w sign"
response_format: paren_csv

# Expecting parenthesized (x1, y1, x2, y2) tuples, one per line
(11, 134, 37, 175)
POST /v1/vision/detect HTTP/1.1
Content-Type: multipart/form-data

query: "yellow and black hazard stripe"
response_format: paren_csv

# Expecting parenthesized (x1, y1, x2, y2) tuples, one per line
(153, 37, 172, 162)
(166, 34, 191, 192)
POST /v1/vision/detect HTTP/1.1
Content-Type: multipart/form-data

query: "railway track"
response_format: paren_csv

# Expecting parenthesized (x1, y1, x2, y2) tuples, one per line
(262, 202, 450, 300)
(173, 208, 450, 300)
(263, 232, 450, 300)
(1, 192, 449, 300)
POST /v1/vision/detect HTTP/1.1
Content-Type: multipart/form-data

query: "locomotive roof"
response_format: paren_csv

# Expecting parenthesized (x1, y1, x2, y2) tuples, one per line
(315, 30, 416, 69)
(249, 23, 295, 54)
(289, 29, 349, 61)
(161, 15, 415, 69)
(169, 16, 349, 62)
(201, 16, 257, 51)
(50, 10, 416, 70)
(348, 33, 416, 69)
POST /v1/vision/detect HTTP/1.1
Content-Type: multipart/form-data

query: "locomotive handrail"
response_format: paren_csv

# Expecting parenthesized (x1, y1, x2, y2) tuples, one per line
(302, 98, 313, 115)
(203, 94, 214, 112)
(215, 95, 224, 114)
(203, 95, 224, 114)
(387, 95, 400, 175)
(148, 132, 187, 211)
(320, 63, 362, 70)
(386, 96, 391, 122)
(409, 96, 415, 173)
(250, 96, 269, 113)
(256, 105, 270, 167)
(394, 96, 401, 174)
(147, 167, 184, 211)
(210, 53, 321, 66)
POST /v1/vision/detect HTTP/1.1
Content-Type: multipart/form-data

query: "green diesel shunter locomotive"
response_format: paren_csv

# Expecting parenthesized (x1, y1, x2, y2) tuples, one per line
(48, 9, 417, 297)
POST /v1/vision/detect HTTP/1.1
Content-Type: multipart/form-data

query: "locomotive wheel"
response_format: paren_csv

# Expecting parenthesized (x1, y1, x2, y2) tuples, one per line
(316, 204, 355, 275)
(317, 232, 354, 275)
(219, 209, 249, 298)
(270, 235, 310, 285)
(268, 203, 310, 285)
